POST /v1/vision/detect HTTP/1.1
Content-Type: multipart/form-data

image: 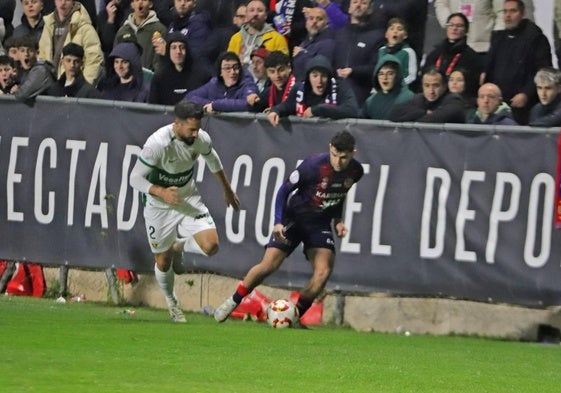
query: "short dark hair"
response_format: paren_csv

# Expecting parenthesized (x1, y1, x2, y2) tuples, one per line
(387, 17, 408, 33)
(330, 131, 355, 152)
(505, 0, 525, 13)
(422, 66, 445, 82)
(18, 35, 39, 50)
(264, 50, 291, 68)
(62, 43, 84, 58)
(0, 55, 15, 67)
(174, 100, 204, 120)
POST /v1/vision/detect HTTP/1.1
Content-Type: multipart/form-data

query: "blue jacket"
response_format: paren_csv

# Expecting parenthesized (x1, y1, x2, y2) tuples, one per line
(185, 70, 258, 112)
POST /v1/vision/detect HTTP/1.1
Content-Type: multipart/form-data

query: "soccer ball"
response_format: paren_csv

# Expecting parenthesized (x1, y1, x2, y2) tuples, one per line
(266, 299, 298, 329)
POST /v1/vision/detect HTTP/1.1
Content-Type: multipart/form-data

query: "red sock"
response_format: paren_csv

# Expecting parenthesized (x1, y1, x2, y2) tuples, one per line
(232, 282, 250, 304)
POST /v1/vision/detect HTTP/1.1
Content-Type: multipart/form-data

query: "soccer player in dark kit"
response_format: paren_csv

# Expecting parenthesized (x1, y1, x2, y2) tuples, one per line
(215, 130, 364, 327)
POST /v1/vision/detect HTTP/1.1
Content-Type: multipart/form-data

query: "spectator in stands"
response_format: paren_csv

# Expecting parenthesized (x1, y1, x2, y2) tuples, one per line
(425, 12, 481, 99)
(250, 47, 269, 93)
(97, 0, 132, 57)
(267, 54, 359, 126)
(16, 34, 37, 74)
(98, 40, 149, 102)
(448, 68, 476, 119)
(206, 2, 247, 65)
(40, 0, 99, 27)
(434, 0, 535, 61)
(310, 0, 348, 30)
(270, 0, 313, 52)
(362, 55, 414, 120)
(0, 0, 16, 42)
(185, 51, 259, 113)
(376, 17, 417, 87)
(13, 37, 56, 101)
(148, 32, 210, 105)
(13, 0, 45, 40)
(467, 82, 517, 125)
(47, 42, 100, 97)
(483, 0, 551, 125)
(38, 0, 103, 84)
(227, 0, 289, 68)
(529, 67, 561, 127)
(0, 54, 17, 93)
(389, 66, 465, 123)
(253, 50, 295, 113)
(370, 0, 428, 66)
(4, 35, 20, 62)
(333, 0, 385, 105)
(114, 0, 167, 72)
(292, 6, 334, 82)
(152, 0, 211, 61)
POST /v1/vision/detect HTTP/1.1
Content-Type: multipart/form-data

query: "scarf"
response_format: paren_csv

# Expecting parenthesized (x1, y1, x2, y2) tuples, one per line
(268, 74, 295, 107)
(295, 77, 337, 116)
(554, 134, 561, 229)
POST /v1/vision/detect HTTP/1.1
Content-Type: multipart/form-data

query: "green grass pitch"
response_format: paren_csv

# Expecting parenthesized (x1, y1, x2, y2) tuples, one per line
(2, 296, 561, 392)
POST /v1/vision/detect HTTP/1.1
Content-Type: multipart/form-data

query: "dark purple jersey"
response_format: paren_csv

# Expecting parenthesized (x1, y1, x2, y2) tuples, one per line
(274, 152, 364, 224)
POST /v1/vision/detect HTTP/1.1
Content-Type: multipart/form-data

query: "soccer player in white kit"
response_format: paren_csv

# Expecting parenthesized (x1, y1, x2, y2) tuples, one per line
(130, 100, 240, 322)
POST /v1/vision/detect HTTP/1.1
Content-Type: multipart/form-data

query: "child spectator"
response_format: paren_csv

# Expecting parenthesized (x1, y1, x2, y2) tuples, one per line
(529, 67, 561, 127)
(185, 51, 259, 113)
(376, 18, 417, 87)
(0, 55, 18, 94)
(267, 54, 359, 126)
(363, 55, 414, 120)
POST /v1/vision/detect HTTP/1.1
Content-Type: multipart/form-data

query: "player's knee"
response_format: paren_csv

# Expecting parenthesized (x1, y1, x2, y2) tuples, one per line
(201, 242, 219, 256)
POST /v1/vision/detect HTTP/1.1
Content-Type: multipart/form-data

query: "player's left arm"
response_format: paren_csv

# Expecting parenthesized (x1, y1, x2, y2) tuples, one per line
(197, 134, 240, 211)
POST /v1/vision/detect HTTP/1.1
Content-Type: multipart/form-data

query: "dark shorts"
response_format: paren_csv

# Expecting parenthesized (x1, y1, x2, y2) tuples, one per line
(267, 218, 336, 256)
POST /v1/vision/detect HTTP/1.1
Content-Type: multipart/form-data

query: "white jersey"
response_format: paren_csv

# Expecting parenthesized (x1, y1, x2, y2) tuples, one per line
(138, 124, 221, 214)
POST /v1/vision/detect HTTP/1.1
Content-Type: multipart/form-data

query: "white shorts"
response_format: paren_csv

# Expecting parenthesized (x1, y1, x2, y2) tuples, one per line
(143, 203, 216, 254)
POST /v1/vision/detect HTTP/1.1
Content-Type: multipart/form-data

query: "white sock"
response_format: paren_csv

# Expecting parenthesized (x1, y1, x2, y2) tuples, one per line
(154, 263, 175, 307)
(183, 236, 208, 256)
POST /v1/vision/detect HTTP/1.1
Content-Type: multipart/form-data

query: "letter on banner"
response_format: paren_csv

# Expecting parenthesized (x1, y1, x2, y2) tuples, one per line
(341, 163, 369, 254)
(117, 145, 141, 231)
(420, 168, 451, 259)
(66, 140, 86, 226)
(227, 155, 253, 244)
(34, 138, 57, 224)
(524, 173, 554, 268)
(486, 172, 521, 263)
(455, 170, 485, 262)
(7, 137, 29, 222)
(85, 143, 109, 228)
(255, 158, 285, 246)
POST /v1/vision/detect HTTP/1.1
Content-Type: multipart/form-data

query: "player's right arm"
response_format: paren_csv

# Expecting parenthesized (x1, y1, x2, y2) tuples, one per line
(129, 159, 182, 205)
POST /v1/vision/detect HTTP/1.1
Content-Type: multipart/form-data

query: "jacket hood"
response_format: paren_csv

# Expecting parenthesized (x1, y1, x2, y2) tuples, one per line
(305, 55, 333, 77)
(373, 54, 404, 91)
(124, 10, 160, 31)
(164, 32, 192, 68)
(107, 41, 144, 83)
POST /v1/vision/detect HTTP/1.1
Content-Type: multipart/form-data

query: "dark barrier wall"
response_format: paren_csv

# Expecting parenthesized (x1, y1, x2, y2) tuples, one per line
(1, 97, 560, 306)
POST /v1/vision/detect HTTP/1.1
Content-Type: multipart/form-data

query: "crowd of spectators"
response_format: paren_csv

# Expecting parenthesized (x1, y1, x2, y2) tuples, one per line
(0, 0, 560, 126)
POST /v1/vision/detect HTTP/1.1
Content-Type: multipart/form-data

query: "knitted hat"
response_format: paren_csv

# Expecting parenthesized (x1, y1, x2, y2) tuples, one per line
(250, 47, 269, 60)
(62, 43, 84, 58)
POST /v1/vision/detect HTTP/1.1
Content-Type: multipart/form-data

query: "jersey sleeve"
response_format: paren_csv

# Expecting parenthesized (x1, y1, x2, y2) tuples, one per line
(195, 130, 223, 173)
